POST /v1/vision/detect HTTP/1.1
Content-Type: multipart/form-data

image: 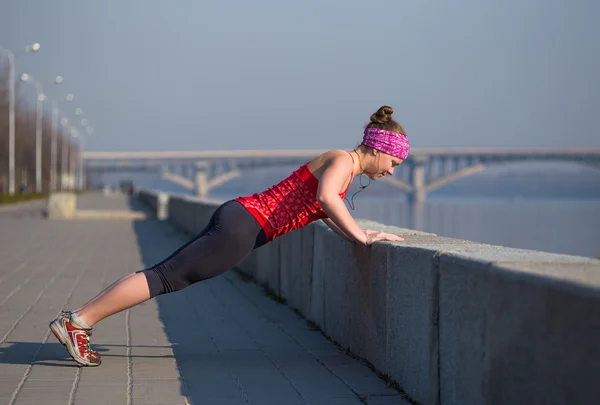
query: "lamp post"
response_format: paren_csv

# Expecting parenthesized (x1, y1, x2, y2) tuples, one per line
(79, 124, 94, 190)
(50, 93, 73, 191)
(58, 105, 85, 190)
(60, 116, 70, 190)
(19, 73, 63, 192)
(71, 118, 93, 190)
(70, 108, 84, 190)
(67, 115, 92, 191)
(66, 126, 78, 190)
(0, 43, 41, 195)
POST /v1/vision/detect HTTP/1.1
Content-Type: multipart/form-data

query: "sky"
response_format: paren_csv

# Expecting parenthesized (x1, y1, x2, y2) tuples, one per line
(1, 0, 599, 152)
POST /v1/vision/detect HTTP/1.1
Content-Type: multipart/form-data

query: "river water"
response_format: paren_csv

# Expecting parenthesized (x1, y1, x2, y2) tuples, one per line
(98, 163, 600, 258)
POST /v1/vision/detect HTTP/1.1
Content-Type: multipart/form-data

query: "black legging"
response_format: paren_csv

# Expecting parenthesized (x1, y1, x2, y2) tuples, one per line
(138, 200, 266, 298)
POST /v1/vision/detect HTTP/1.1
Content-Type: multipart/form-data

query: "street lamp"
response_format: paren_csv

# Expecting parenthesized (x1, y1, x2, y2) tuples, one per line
(60, 116, 71, 190)
(66, 126, 80, 190)
(71, 109, 84, 190)
(0, 43, 41, 195)
(68, 112, 93, 191)
(79, 125, 94, 190)
(50, 93, 74, 191)
(20, 73, 62, 193)
(58, 104, 86, 190)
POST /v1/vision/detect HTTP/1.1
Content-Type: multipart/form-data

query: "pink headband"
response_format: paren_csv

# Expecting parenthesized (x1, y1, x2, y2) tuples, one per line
(362, 127, 410, 159)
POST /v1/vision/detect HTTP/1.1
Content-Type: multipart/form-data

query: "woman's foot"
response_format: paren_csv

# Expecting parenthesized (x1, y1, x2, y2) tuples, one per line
(49, 311, 101, 367)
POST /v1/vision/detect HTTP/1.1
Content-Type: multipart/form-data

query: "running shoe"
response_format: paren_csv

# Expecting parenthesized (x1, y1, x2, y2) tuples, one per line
(49, 311, 101, 366)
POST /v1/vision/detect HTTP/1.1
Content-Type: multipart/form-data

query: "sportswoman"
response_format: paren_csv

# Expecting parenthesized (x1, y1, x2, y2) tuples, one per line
(50, 105, 411, 366)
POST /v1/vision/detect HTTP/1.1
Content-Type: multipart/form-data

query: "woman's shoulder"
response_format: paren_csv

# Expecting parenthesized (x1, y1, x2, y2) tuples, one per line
(316, 149, 352, 164)
(324, 149, 350, 156)
(307, 150, 353, 178)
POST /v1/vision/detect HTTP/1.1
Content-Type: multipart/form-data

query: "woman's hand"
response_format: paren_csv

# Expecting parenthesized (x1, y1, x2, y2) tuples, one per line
(364, 230, 405, 245)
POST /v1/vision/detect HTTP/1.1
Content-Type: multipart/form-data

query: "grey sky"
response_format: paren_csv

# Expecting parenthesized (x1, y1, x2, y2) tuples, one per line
(1, 0, 599, 152)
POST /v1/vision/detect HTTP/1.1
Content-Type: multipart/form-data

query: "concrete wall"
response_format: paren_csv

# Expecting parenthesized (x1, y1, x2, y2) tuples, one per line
(136, 189, 169, 220)
(46, 192, 77, 218)
(137, 190, 600, 405)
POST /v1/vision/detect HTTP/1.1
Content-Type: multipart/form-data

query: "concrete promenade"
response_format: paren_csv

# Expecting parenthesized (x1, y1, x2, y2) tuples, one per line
(0, 193, 410, 405)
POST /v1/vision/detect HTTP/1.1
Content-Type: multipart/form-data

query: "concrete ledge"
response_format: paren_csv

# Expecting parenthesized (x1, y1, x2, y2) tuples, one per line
(74, 210, 148, 220)
(136, 189, 167, 219)
(439, 258, 600, 405)
(168, 196, 198, 235)
(279, 226, 315, 316)
(385, 238, 473, 405)
(313, 222, 387, 365)
(46, 192, 77, 218)
(135, 189, 600, 405)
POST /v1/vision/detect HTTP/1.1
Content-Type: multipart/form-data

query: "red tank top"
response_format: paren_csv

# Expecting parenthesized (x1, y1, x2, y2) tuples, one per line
(234, 153, 354, 243)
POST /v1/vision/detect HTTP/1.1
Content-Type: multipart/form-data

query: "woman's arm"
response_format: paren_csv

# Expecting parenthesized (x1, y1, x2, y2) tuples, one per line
(316, 153, 369, 245)
(315, 152, 405, 245)
(322, 218, 353, 241)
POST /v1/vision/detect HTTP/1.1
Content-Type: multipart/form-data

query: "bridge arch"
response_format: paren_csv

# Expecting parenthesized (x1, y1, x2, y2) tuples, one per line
(424, 158, 600, 195)
(82, 148, 600, 201)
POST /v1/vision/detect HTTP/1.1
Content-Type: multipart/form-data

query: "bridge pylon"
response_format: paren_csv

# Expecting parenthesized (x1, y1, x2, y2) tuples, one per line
(194, 164, 209, 198)
(407, 157, 428, 204)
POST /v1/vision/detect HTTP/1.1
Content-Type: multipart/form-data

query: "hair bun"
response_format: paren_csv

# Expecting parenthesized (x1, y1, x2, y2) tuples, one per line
(370, 106, 394, 124)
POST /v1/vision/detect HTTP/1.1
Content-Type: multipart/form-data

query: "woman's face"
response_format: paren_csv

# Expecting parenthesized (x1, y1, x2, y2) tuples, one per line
(367, 151, 404, 179)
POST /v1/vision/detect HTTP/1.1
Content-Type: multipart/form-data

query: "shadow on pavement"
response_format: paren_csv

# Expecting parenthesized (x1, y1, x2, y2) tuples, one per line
(126, 197, 242, 402)
(125, 196, 307, 403)
(0, 341, 176, 366)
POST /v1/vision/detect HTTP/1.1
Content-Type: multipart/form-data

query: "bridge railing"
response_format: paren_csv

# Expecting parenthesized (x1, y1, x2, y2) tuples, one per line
(136, 188, 600, 405)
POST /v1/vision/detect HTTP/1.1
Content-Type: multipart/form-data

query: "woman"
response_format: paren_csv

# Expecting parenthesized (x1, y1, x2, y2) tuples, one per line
(50, 105, 410, 366)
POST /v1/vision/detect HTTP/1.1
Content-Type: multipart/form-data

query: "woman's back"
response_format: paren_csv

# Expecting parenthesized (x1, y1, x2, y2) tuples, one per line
(234, 150, 354, 242)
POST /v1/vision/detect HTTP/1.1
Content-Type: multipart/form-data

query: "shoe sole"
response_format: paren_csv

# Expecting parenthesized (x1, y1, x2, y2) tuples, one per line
(49, 319, 101, 367)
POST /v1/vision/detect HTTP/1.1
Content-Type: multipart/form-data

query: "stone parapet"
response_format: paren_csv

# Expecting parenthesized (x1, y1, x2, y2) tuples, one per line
(137, 191, 600, 405)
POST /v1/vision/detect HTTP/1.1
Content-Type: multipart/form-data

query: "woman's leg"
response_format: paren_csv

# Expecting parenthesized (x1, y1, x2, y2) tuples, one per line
(51, 200, 264, 366)
(70, 221, 215, 327)
(71, 273, 150, 327)
(72, 200, 264, 327)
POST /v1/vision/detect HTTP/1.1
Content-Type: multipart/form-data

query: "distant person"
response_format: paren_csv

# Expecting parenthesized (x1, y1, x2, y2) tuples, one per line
(50, 106, 411, 366)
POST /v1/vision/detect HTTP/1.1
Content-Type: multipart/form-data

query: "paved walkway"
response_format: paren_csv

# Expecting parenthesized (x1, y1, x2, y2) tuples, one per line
(0, 193, 410, 405)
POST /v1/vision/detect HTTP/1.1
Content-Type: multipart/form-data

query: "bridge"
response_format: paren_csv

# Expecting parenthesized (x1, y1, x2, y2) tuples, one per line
(82, 147, 600, 203)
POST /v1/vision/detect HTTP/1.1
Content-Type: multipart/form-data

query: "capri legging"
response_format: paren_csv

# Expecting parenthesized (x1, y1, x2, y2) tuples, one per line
(137, 200, 266, 298)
